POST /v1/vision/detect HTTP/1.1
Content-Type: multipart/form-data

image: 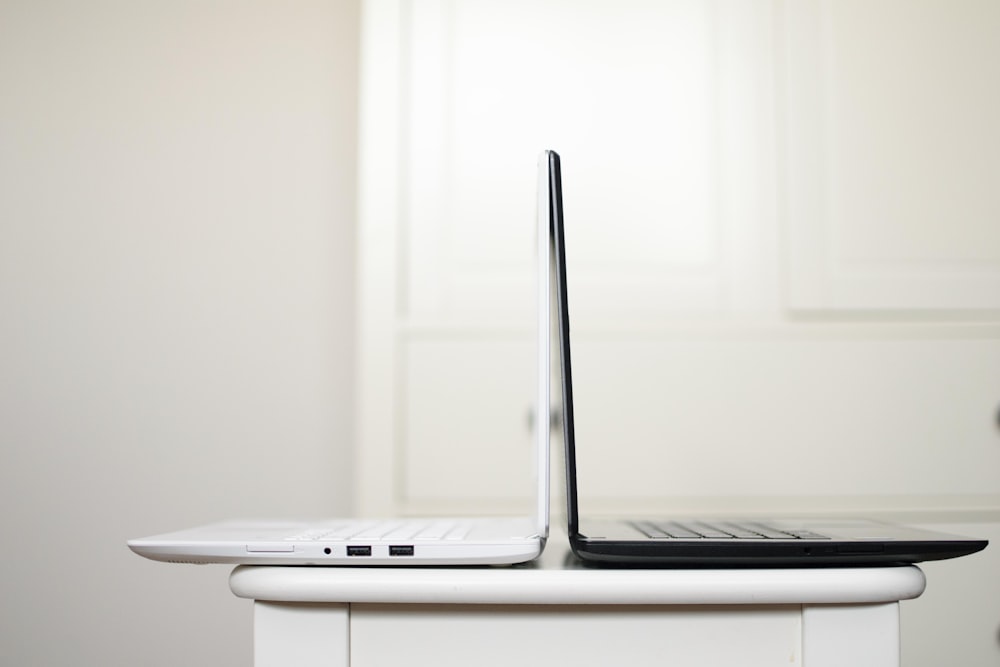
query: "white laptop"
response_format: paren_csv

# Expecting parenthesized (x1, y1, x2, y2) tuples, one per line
(128, 154, 553, 566)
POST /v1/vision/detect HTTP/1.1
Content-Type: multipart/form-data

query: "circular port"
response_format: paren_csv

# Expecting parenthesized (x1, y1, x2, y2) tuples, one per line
(324, 547, 332, 555)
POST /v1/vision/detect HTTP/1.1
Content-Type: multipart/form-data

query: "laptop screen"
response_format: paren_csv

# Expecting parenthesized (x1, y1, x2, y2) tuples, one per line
(545, 150, 583, 537)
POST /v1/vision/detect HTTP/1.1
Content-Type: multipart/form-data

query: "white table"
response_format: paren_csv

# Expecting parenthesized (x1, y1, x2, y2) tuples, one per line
(229, 543, 926, 667)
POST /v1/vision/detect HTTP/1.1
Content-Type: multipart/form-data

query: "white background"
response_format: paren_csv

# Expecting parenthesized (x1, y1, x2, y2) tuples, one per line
(0, 2, 359, 665)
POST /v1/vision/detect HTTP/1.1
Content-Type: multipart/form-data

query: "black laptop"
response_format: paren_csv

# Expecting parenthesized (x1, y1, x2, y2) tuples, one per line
(544, 149, 987, 566)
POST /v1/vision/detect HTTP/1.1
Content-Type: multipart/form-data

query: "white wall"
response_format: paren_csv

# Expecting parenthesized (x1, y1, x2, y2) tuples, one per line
(0, 1, 359, 664)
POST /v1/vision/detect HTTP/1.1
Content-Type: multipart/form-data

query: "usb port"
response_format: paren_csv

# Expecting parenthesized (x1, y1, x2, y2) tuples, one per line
(347, 545, 372, 557)
(389, 545, 415, 557)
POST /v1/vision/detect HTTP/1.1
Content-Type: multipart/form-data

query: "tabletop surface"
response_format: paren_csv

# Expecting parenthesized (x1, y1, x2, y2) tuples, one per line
(229, 539, 927, 606)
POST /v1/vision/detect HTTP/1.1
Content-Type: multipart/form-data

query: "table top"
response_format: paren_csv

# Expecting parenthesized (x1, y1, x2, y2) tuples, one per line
(229, 539, 926, 606)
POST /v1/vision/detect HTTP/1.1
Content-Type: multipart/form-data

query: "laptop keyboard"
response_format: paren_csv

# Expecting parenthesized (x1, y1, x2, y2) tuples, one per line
(631, 520, 829, 540)
(285, 521, 472, 542)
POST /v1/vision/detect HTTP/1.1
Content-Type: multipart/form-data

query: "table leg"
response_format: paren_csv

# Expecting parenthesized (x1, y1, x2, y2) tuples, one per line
(254, 601, 350, 667)
(803, 602, 899, 667)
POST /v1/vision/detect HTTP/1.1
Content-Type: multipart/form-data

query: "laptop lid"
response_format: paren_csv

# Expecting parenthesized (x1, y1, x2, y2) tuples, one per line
(546, 149, 987, 566)
(535, 150, 553, 540)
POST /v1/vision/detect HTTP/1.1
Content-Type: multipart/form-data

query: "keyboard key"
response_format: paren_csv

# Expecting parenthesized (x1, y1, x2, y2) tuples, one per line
(632, 520, 830, 540)
(415, 521, 461, 540)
